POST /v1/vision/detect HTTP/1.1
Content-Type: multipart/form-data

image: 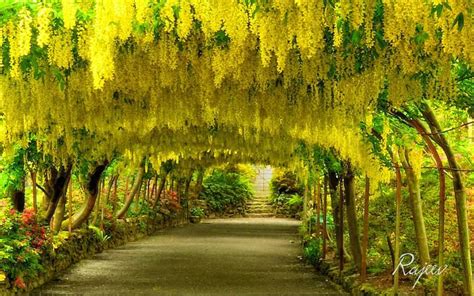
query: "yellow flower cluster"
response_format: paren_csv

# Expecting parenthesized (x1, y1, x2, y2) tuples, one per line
(48, 31, 73, 69)
(36, 5, 52, 47)
(0, 0, 470, 181)
(62, 0, 77, 30)
(7, 8, 32, 78)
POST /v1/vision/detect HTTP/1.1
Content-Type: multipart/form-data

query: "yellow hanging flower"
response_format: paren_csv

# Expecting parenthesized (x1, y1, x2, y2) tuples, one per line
(36, 5, 52, 47)
(62, 0, 77, 30)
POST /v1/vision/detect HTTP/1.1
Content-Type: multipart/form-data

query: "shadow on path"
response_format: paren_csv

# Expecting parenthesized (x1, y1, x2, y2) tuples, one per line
(33, 218, 346, 295)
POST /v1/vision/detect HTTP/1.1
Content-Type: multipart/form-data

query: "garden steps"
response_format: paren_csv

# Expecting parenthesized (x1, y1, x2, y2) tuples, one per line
(246, 196, 274, 217)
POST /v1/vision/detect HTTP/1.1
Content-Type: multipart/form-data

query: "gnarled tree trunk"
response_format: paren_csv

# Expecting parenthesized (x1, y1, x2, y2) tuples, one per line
(152, 171, 168, 209)
(117, 165, 145, 219)
(44, 165, 73, 224)
(67, 162, 108, 229)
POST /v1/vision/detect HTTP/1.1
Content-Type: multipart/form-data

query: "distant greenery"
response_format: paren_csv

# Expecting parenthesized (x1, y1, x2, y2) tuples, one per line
(200, 169, 254, 214)
(303, 237, 322, 265)
(270, 171, 304, 217)
(190, 207, 205, 218)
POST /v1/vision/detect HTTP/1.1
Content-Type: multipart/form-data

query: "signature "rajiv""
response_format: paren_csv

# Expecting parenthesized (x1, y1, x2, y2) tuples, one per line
(392, 253, 448, 288)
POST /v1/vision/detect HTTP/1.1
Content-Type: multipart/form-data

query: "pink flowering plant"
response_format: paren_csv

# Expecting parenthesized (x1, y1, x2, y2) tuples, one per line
(0, 200, 50, 289)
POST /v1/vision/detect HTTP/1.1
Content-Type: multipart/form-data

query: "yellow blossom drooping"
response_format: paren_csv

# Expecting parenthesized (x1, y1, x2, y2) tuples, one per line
(48, 30, 73, 69)
(177, 0, 193, 40)
(62, 0, 78, 30)
(0, 0, 469, 179)
(36, 5, 52, 47)
(7, 8, 33, 78)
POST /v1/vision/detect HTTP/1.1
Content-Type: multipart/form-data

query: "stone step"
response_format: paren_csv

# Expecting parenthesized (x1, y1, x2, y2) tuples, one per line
(247, 204, 273, 209)
(246, 213, 274, 218)
(247, 201, 271, 206)
(247, 209, 274, 214)
(247, 209, 272, 213)
(250, 198, 271, 202)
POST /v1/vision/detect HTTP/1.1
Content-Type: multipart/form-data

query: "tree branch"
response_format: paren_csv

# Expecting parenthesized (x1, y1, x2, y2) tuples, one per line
(36, 184, 50, 198)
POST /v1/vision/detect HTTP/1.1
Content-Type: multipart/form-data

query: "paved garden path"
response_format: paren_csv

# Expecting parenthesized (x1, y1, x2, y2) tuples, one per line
(34, 218, 346, 295)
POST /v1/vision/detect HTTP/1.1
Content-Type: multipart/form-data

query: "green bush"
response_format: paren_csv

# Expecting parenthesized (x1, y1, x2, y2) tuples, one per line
(270, 171, 304, 217)
(190, 207, 205, 218)
(270, 171, 303, 196)
(200, 169, 254, 214)
(0, 202, 50, 289)
(303, 238, 322, 265)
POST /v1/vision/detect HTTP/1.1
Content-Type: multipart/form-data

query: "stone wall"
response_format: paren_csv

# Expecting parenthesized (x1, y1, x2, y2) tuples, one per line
(0, 212, 186, 295)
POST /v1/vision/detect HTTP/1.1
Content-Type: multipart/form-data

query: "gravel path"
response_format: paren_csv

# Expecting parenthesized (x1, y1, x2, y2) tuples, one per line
(33, 218, 346, 295)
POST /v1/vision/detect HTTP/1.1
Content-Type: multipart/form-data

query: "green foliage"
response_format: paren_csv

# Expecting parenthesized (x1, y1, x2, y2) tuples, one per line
(303, 238, 322, 266)
(88, 225, 110, 243)
(287, 194, 303, 207)
(200, 169, 254, 214)
(270, 171, 304, 217)
(0, 145, 26, 197)
(270, 171, 303, 196)
(0, 204, 49, 288)
(190, 207, 205, 218)
(128, 200, 155, 218)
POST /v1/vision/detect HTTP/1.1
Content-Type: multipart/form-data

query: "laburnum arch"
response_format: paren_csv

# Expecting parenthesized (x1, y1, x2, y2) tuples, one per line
(0, 0, 472, 294)
(0, 0, 471, 179)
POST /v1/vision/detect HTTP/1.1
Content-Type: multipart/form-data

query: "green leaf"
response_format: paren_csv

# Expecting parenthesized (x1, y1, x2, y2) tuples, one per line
(352, 30, 362, 44)
(452, 12, 464, 32)
(414, 31, 429, 45)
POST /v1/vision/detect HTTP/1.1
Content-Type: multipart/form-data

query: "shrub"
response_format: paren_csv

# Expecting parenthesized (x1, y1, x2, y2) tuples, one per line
(200, 169, 254, 214)
(270, 171, 303, 196)
(270, 171, 304, 217)
(303, 237, 322, 265)
(0, 201, 50, 289)
(190, 207, 205, 218)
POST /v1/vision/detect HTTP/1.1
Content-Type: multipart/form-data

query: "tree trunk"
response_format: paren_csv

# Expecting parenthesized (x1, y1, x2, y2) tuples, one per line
(393, 163, 402, 293)
(183, 173, 193, 220)
(111, 176, 119, 216)
(53, 193, 66, 233)
(105, 176, 115, 205)
(361, 176, 370, 282)
(328, 171, 343, 266)
(343, 165, 362, 271)
(124, 176, 130, 200)
(68, 162, 108, 229)
(42, 172, 51, 211)
(44, 165, 73, 224)
(421, 106, 472, 295)
(196, 168, 205, 196)
(53, 171, 72, 233)
(338, 179, 344, 274)
(303, 182, 309, 226)
(150, 175, 158, 204)
(152, 172, 168, 209)
(68, 178, 73, 233)
(146, 179, 152, 202)
(30, 171, 38, 213)
(315, 175, 321, 238)
(12, 190, 25, 213)
(117, 165, 145, 219)
(399, 148, 430, 266)
(134, 180, 144, 212)
(322, 175, 328, 260)
(92, 181, 102, 225)
(409, 118, 447, 295)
